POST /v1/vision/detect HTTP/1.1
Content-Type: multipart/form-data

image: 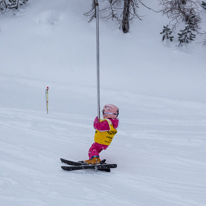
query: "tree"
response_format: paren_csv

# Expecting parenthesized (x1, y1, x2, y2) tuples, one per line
(85, 0, 152, 33)
(84, 0, 96, 22)
(178, 15, 196, 46)
(159, 0, 201, 30)
(160, 25, 174, 42)
(0, 0, 28, 14)
(159, 0, 203, 45)
(122, 0, 130, 33)
(121, 0, 142, 33)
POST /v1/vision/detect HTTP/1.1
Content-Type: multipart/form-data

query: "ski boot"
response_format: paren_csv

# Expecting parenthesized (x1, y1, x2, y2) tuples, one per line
(84, 156, 101, 165)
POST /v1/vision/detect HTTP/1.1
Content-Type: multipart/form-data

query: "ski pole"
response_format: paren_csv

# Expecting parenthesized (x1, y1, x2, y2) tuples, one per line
(45, 87, 49, 114)
(96, 0, 100, 119)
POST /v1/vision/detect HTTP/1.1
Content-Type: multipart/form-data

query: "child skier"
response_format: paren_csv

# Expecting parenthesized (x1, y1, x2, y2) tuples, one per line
(84, 104, 119, 165)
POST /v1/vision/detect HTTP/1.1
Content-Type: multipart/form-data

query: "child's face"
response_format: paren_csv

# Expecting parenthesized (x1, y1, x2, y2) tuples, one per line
(103, 114, 107, 119)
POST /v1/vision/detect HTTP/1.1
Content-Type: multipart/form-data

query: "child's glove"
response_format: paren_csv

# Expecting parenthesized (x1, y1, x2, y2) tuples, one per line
(93, 116, 110, 131)
(93, 116, 99, 125)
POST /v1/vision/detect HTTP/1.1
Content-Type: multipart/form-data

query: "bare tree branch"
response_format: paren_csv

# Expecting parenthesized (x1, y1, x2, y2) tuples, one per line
(159, 0, 201, 31)
(85, 0, 154, 33)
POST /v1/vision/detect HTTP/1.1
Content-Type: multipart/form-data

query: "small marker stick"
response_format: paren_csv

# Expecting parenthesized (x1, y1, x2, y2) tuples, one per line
(45, 87, 49, 114)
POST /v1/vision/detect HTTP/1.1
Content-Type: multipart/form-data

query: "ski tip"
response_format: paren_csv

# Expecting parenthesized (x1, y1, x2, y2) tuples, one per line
(100, 159, 106, 164)
(61, 166, 71, 171)
(61, 166, 65, 170)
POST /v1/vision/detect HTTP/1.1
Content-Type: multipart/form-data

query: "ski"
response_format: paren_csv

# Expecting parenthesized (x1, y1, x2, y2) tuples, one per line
(61, 164, 117, 171)
(60, 158, 106, 166)
(60, 158, 86, 166)
(60, 158, 116, 172)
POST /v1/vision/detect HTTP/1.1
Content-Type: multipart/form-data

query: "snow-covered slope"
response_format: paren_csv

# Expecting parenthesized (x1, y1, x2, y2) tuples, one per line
(0, 0, 206, 205)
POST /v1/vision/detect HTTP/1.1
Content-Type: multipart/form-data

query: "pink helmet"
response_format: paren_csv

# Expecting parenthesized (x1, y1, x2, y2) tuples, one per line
(102, 104, 119, 119)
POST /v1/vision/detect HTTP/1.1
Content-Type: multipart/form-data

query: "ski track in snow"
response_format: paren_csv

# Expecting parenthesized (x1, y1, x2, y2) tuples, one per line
(1, 106, 206, 206)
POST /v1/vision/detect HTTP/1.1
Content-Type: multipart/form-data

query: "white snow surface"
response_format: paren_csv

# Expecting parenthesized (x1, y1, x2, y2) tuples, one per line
(0, 0, 206, 205)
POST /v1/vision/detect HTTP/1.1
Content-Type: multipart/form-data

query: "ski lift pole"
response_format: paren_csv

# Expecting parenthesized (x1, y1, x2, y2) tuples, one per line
(96, 0, 100, 119)
(45, 87, 49, 114)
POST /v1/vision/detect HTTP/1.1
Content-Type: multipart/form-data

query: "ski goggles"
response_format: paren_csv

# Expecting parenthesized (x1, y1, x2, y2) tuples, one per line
(102, 110, 117, 116)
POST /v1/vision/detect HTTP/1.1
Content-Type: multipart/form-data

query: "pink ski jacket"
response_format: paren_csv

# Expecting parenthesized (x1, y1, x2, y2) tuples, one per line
(93, 116, 119, 131)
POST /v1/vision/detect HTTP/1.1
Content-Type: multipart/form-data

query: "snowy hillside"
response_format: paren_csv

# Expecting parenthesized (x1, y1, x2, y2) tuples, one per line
(0, 0, 206, 206)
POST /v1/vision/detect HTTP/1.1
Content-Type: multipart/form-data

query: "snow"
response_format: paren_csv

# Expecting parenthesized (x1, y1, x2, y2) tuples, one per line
(0, 0, 206, 205)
